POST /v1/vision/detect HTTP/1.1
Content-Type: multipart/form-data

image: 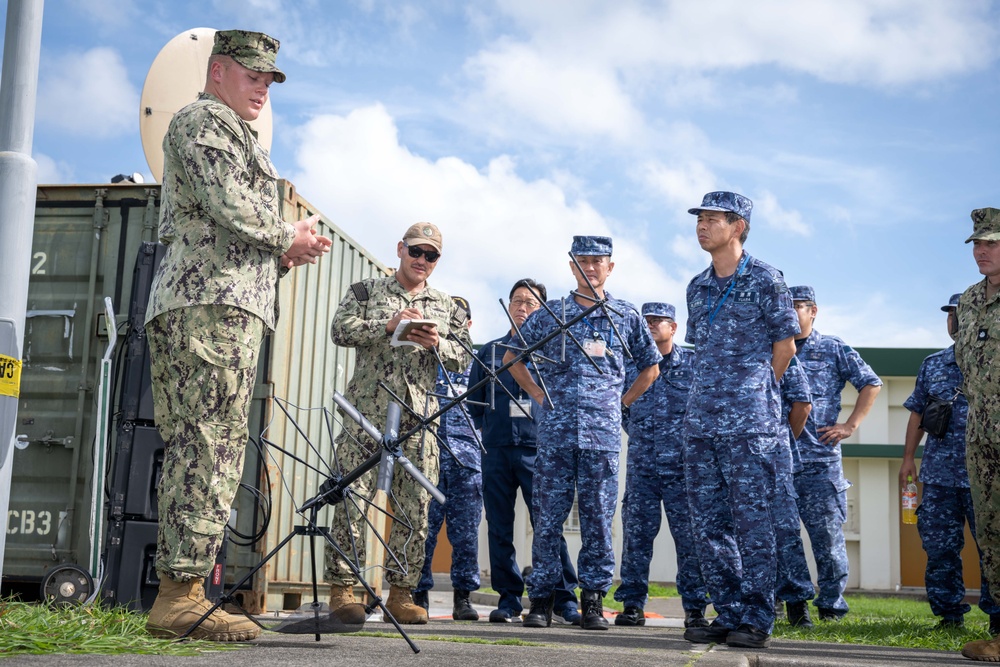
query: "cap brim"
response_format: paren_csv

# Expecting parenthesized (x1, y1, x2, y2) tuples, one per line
(403, 237, 442, 252)
(941, 305, 957, 312)
(966, 231, 1000, 243)
(688, 206, 730, 215)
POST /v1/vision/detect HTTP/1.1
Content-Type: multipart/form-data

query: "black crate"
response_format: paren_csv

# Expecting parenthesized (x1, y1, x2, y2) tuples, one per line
(100, 519, 159, 612)
(119, 242, 164, 424)
(109, 423, 163, 522)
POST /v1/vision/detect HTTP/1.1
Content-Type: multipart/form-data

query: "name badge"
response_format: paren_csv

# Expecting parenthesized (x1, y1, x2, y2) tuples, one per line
(733, 290, 759, 304)
(583, 339, 606, 357)
(510, 398, 533, 418)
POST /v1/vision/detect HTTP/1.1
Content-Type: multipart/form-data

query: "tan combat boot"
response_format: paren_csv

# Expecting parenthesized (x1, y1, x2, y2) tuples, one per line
(385, 585, 428, 624)
(146, 577, 260, 642)
(962, 636, 1000, 661)
(329, 584, 368, 625)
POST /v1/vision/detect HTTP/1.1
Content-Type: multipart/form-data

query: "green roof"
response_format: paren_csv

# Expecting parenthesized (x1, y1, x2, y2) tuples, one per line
(853, 347, 940, 377)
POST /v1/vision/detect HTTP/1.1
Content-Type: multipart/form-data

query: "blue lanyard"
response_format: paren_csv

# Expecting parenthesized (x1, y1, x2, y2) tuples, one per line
(707, 253, 750, 325)
(582, 313, 615, 350)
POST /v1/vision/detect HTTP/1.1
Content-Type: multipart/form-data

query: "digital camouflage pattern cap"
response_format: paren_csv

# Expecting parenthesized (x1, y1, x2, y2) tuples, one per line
(642, 302, 676, 320)
(942, 293, 961, 312)
(965, 207, 1000, 243)
(403, 222, 443, 252)
(688, 191, 753, 223)
(571, 235, 613, 256)
(452, 295, 471, 318)
(790, 285, 816, 302)
(212, 29, 286, 83)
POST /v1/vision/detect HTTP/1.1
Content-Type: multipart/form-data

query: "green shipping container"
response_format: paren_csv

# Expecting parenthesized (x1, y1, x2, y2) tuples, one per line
(4, 181, 388, 613)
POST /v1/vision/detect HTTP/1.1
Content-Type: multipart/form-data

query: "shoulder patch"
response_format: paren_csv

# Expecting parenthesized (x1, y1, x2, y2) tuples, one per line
(454, 305, 469, 323)
(350, 281, 370, 303)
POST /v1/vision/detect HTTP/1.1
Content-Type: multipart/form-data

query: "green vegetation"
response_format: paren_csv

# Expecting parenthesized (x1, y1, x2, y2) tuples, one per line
(772, 594, 991, 651)
(0, 600, 244, 656)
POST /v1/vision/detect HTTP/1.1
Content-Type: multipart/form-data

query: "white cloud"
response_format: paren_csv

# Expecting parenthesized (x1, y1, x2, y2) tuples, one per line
(753, 191, 811, 237)
(37, 48, 139, 139)
(286, 103, 688, 338)
(33, 152, 74, 184)
(816, 294, 950, 348)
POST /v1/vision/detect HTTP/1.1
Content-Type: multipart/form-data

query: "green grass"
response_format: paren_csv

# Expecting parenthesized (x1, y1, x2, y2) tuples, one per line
(0, 600, 245, 657)
(773, 594, 990, 651)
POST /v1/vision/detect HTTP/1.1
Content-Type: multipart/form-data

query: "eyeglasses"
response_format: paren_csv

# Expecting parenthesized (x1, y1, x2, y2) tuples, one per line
(645, 317, 673, 326)
(510, 298, 541, 309)
(793, 302, 815, 310)
(404, 241, 440, 263)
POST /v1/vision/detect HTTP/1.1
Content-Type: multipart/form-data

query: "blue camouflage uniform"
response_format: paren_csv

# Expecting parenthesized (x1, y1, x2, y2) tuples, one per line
(684, 250, 799, 634)
(905, 296, 999, 621)
(774, 358, 815, 605)
(521, 239, 662, 598)
(791, 285, 882, 618)
(615, 303, 708, 613)
(417, 363, 484, 594)
(467, 333, 580, 617)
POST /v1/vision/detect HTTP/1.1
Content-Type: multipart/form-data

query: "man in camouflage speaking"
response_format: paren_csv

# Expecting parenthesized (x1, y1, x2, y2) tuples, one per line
(144, 30, 331, 641)
(325, 223, 472, 625)
(956, 208, 1000, 662)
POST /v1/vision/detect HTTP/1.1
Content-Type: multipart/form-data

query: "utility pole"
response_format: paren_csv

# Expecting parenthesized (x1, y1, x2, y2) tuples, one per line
(0, 0, 45, 581)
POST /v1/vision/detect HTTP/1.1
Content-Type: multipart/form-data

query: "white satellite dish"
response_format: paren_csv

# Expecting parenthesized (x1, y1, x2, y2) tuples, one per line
(139, 27, 273, 182)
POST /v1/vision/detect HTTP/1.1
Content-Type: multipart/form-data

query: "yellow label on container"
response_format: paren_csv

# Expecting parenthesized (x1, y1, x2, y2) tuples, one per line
(0, 354, 22, 398)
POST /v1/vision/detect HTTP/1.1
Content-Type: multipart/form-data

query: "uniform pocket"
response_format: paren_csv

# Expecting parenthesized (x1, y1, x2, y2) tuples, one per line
(189, 335, 258, 370)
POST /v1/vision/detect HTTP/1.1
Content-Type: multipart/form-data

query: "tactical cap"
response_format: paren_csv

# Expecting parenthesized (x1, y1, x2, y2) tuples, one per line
(212, 29, 286, 83)
(790, 285, 816, 303)
(403, 222, 442, 252)
(965, 207, 1000, 243)
(688, 191, 753, 223)
(642, 302, 676, 320)
(571, 235, 613, 256)
(941, 293, 961, 312)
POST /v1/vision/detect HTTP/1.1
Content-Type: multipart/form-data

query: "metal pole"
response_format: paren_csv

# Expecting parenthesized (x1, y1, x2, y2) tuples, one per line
(0, 0, 45, 581)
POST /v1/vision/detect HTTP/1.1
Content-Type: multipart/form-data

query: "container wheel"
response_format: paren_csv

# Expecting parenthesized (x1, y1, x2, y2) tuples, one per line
(40, 564, 94, 608)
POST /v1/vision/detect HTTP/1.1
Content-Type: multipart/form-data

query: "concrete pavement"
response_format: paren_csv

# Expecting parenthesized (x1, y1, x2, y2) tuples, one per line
(1, 588, 979, 666)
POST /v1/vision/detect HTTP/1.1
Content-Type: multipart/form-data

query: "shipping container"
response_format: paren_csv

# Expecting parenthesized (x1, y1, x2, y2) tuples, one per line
(4, 181, 389, 613)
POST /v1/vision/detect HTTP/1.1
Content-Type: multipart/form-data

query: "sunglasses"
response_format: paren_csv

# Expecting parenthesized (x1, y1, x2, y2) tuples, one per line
(404, 241, 440, 263)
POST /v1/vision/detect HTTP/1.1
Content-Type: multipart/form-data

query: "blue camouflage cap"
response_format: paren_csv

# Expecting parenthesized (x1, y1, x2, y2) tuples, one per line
(212, 29, 286, 83)
(642, 302, 676, 320)
(570, 235, 613, 256)
(688, 191, 753, 222)
(790, 285, 815, 302)
(965, 207, 1000, 243)
(941, 293, 961, 312)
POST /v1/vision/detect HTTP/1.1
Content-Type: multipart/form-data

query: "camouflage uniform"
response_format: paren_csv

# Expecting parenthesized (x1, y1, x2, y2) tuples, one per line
(467, 334, 580, 617)
(684, 251, 799, 633)
(906, 343, 999, 620)
(417, 364, 483, 594)
(324, 275, 472, 589)
(520, 291, 661, 597)
(615, 344, 709, 612)
(774, 358, 814, 605)
(793, 327, 882, 617)
(956, 281, 1000, 597)
(146, 90, 295, 581)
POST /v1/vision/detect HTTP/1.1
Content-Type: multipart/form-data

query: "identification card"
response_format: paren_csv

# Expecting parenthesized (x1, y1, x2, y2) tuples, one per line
(583, 339, 606, 357)
(510, 398, 533, 418)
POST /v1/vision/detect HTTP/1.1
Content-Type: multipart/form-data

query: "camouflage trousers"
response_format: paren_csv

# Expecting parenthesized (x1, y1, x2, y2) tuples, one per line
(324, 422, 438, 589)
(417, 451, 483, 593)
(147, 305, 264, 581)
(684, 434, 779, 633)
(967, 437, 1000, 597)
(773, 447, 813, 604)
(615, 468, 709, 612)
(917, 483, 1000, 618)
(793, 460, 851, 615)
(528, 446, 619, 597)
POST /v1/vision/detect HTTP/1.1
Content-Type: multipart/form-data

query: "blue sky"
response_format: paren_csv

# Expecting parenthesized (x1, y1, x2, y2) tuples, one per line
(12, 0, 1000, 348)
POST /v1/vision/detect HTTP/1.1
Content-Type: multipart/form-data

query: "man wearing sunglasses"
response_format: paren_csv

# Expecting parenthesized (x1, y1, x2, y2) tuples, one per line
(325, 222, 473, 625)
(466, 279, 582, 625)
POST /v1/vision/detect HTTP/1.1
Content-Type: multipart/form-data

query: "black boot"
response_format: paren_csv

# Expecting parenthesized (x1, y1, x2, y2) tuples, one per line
(684, 608, 709, 628)
(786, 600, 814, 628)
(452, 590, 479, 621)
(580, 590, 609, 630)
(523, 595, 554, 628)
(413, 590, 429, 612)
(615, 605, 645, 626)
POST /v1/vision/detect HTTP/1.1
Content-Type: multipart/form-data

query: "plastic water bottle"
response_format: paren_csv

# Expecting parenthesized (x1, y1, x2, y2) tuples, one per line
(902, 475, 918, 525)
